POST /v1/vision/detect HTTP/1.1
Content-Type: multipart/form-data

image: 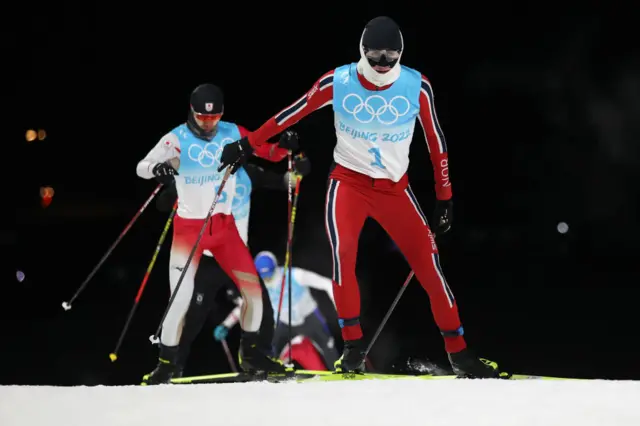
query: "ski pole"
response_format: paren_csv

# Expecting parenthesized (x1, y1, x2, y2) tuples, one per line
(109, 201, 178, 362)
(362, 271, 415, 359)
(149, 165, 234, 344)
(62, 184, 163, 311)
(287, 176, 302, 364)
(221, 339, 238, 372)
(276, 151, 294, 328)
(275, 170, 303, 364)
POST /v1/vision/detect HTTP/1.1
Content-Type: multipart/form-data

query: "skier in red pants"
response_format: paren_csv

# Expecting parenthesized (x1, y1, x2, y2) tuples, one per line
(136, 83, 292, 384)
(217, 17, 508, 378)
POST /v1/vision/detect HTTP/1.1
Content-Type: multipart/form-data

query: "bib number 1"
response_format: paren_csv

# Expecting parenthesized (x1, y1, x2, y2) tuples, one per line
(368, 147, 386, 169)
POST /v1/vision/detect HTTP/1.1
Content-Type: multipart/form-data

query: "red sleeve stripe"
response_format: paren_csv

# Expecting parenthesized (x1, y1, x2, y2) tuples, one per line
(275, 94, 308, 126)
(420, 79, 447, 154)
(274, 72, 334, 126)
(318, 73, 334, 90)
(416, 115, 431, 154)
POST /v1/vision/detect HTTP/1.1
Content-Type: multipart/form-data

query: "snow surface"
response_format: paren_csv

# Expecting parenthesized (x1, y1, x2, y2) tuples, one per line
(1, 379, 639, 426)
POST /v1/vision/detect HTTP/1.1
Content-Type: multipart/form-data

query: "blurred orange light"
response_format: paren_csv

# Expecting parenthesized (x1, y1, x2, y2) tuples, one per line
(37, 129, 47, 140)
(40, 186, 55, 198)
(40, 185, 54, 208)
(26, 130, 37, 142)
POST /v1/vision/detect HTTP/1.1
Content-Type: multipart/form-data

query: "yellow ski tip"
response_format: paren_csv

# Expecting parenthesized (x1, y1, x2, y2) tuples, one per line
(109, 353, 118, 362)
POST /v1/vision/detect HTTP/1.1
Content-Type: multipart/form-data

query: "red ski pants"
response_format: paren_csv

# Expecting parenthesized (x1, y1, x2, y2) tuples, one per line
(324, 164, 466, 354)
(161, 214, 262, 346)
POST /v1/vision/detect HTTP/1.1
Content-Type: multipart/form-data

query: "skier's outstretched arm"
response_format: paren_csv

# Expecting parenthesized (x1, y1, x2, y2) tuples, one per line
(213, 297, 243, 342)
(247, 70, 335, 148)
(295, 268, 335, 305)
(222, 297, 243, 329)
(417, 75, 451, 201)
(237, 126, 290, 162)
(218, 72, 333, 172)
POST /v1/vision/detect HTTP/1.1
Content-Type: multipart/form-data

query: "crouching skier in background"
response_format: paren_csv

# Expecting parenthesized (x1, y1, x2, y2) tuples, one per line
(136, 83, 296, 384)
(215, 251, 340, 370)
(153, 145, 311, 377)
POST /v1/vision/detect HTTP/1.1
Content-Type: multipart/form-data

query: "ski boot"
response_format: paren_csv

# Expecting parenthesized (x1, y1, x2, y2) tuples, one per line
(448, 348, 511, 379)
(141, 344, 184, 385)
(239, 332, 290, 374)
(334, 339, 366, 374)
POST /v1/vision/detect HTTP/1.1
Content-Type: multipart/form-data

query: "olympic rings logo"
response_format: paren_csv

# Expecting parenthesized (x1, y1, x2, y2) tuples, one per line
(342, 94, 411, 125)
(187, 138, 235, 168)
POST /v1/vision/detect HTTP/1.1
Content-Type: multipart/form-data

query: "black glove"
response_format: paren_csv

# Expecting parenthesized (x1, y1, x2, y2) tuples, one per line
(152, 161, 178, 185)
(218, 137, 254, 174)
(432, 199, 453, 236)
(278, 129, 300, 151)
(293, 153, 311, 177)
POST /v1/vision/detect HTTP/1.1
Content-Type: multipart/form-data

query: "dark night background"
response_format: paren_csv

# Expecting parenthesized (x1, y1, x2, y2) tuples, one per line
(7, 3, 640, 385)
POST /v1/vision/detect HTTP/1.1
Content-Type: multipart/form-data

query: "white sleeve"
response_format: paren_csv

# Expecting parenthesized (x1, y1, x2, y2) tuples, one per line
(295, 268, 335, 304)
(221, 297, 243, 328)
(136, 132, 181, 179)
